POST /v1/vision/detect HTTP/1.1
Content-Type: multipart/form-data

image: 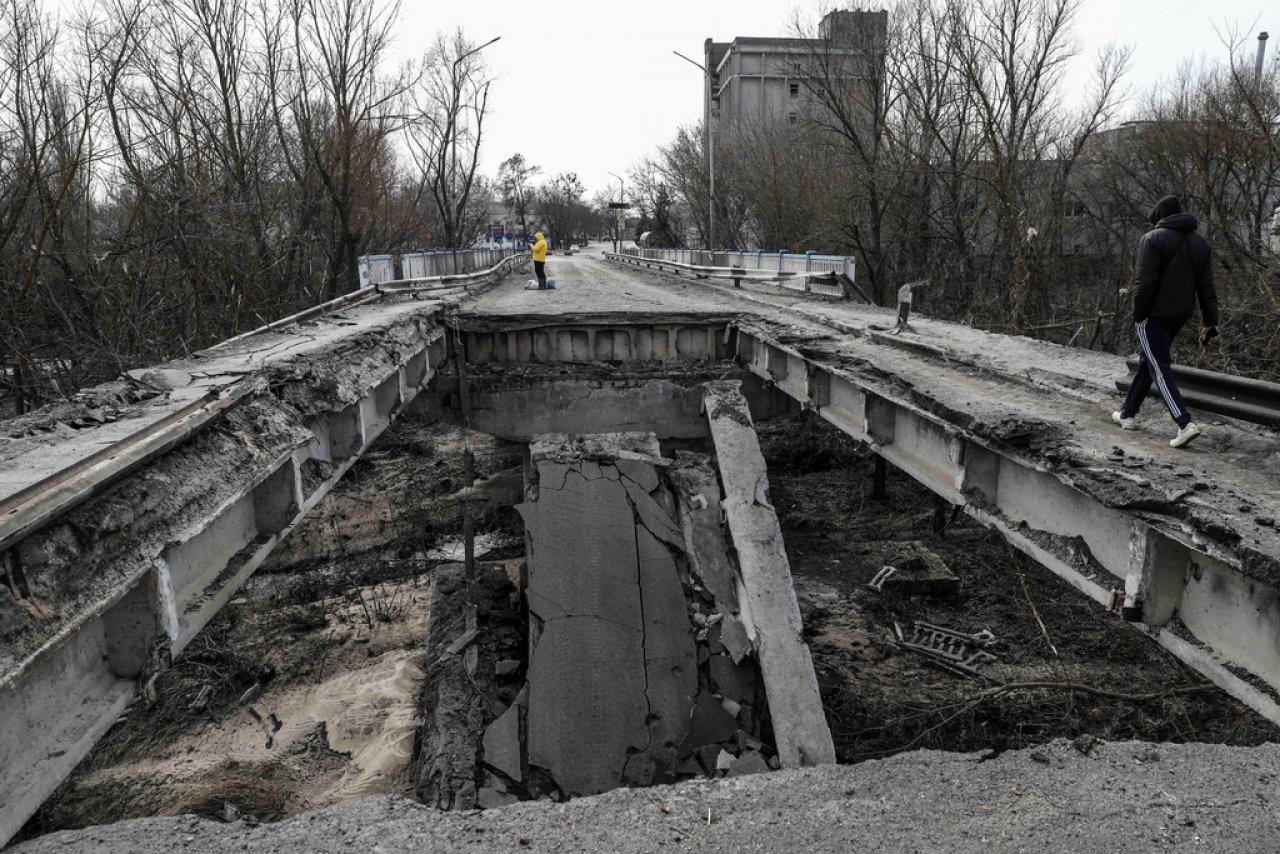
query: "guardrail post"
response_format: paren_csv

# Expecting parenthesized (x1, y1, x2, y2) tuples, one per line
(732, 267, 744, 288)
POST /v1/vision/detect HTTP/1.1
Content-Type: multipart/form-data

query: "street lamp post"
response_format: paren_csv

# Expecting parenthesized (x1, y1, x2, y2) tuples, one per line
(448, 36, 500, 249)
(608, 171, 625, 252)
(673, 50, 715, 258)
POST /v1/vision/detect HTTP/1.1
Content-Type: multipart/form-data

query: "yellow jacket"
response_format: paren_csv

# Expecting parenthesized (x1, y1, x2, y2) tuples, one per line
(530, 232, 548, 262)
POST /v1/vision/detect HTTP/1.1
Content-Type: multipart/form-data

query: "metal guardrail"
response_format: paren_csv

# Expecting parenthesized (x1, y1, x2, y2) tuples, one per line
(360, 247, 519, 286)
(609, 251, 850, 298)
(229, 254, 524, 344)
(621, 247, 855, 298)
(1116, 358, 1280, 430)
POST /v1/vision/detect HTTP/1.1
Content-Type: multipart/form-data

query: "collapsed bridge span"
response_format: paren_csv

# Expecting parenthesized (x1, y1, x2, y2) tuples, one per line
(2, 251, 1279, 845)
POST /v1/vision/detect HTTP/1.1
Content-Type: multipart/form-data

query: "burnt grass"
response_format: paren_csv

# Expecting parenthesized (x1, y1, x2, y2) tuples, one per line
(757, 411, 1277, 763)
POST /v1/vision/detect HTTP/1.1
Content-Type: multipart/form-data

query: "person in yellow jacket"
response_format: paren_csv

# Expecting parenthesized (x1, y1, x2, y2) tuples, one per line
(529, 231, 549, 289)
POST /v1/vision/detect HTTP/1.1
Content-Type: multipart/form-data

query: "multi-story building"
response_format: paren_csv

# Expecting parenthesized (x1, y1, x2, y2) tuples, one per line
(702, 10, 887, 130)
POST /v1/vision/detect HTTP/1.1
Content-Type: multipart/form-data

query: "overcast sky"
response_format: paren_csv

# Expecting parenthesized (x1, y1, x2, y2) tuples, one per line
(397, 1, 1274, 201)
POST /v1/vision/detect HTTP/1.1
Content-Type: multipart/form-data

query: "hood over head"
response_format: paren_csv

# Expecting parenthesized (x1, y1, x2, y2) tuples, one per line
(534, 231, 545, 240)
(1148, 194, 1183, 225)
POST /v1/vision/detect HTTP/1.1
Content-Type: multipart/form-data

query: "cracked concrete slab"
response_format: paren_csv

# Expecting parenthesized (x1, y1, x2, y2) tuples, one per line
(516, 435, 762, 797)
(635, 526, 697, 774)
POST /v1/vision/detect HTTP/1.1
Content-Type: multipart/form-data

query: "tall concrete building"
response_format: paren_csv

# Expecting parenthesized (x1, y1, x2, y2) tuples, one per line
(702, 9, 887, 129)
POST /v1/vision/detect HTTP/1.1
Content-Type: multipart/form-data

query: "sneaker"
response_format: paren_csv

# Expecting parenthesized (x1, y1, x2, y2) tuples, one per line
(1111, 411, 1137, 430)
(1170, 422, 1201, 448)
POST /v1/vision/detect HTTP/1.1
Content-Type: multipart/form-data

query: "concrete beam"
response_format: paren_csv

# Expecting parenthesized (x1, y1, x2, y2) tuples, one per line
(703, 381, 837, 768)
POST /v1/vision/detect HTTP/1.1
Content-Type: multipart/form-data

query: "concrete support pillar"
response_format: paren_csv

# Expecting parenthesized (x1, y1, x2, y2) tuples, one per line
(871, 455, 888, 501)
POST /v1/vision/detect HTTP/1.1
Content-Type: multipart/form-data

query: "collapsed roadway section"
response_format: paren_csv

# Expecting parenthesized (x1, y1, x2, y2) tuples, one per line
(1, 253, 1278, 846)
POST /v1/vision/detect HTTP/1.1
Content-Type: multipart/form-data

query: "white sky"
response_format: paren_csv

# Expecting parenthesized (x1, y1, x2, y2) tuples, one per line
(398, 0, 1275, 201)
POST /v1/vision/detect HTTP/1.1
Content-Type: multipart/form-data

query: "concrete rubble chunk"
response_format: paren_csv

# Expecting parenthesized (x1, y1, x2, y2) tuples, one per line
(874, 541, 960, 597)
(720, 613, 753, 664)
(727, 750, 770, 778)
(709, 653, 756, 707)
(679, 690, 740, 757)
(482, 702, 523, 783)
(444, 628, 479, 656)
(703, 381, 836, 768)
(476, 786, 520, 809)
(670, 455, 741, 611)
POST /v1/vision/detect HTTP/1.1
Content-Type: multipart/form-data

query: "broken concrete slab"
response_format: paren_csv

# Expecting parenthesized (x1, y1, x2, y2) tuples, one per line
(482, 701, 523, 784)
(635, 526, 697, 775)
(519, 437, 704, 796)
(622, 478, 685, 551)
(703, 381, 836, 769)
(525, 615, 646, 796)
(669, 453, 741, 611)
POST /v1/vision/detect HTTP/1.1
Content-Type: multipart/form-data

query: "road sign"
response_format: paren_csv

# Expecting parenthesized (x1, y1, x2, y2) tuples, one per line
(616, 214, 626, 224)
(607, 202, 631, 209)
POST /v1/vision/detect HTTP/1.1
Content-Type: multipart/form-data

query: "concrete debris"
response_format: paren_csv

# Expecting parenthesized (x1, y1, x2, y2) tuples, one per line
(678, 691, 739, 758)
(482, 701, 523, 784)
(727, 750, 770, 777)
(494, 659, 521, 678)
(187, 683, 212, 714)
(894, 620, 999, 679)
(719, 613, 754, 664)
(866, 542, 960, 597)
(416, 563, 523, 810)
(444, 628, 479, 657)
(716, 750, 735, 773)
(476, 786, 520, 810)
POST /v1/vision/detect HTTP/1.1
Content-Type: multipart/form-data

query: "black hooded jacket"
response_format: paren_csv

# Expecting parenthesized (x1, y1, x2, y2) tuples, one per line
(1133, 212, 1218, 326)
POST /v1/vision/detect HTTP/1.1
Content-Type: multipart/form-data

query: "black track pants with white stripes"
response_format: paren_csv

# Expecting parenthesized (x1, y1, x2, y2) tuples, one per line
(1120, 317, 1192, 428)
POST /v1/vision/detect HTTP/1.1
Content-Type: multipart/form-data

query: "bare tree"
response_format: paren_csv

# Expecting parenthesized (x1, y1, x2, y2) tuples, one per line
(409, 28, 494, 249)
(497, 152, 539, 238)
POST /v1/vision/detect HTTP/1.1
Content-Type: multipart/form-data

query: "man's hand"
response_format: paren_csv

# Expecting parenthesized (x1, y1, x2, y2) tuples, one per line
(1198, 325, 1220, 346)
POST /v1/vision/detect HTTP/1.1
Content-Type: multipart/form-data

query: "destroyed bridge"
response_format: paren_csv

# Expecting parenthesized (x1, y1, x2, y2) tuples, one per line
(2, 248, 1279, 846)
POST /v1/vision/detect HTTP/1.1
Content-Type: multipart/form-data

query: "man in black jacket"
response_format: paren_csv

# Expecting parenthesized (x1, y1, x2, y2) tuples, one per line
(1112, 195, 1220, 448)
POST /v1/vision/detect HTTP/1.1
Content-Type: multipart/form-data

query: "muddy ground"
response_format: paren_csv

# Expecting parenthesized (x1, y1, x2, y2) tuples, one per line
(17, 410, 1275, 842)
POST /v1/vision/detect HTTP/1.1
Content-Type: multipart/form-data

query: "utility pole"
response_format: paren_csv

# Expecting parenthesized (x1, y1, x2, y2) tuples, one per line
(608, 171, 625, 252)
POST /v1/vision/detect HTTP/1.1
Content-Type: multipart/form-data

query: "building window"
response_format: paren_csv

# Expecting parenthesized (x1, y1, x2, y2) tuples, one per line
(789, 82, 799, 97)
(788, 113, 798, 125)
